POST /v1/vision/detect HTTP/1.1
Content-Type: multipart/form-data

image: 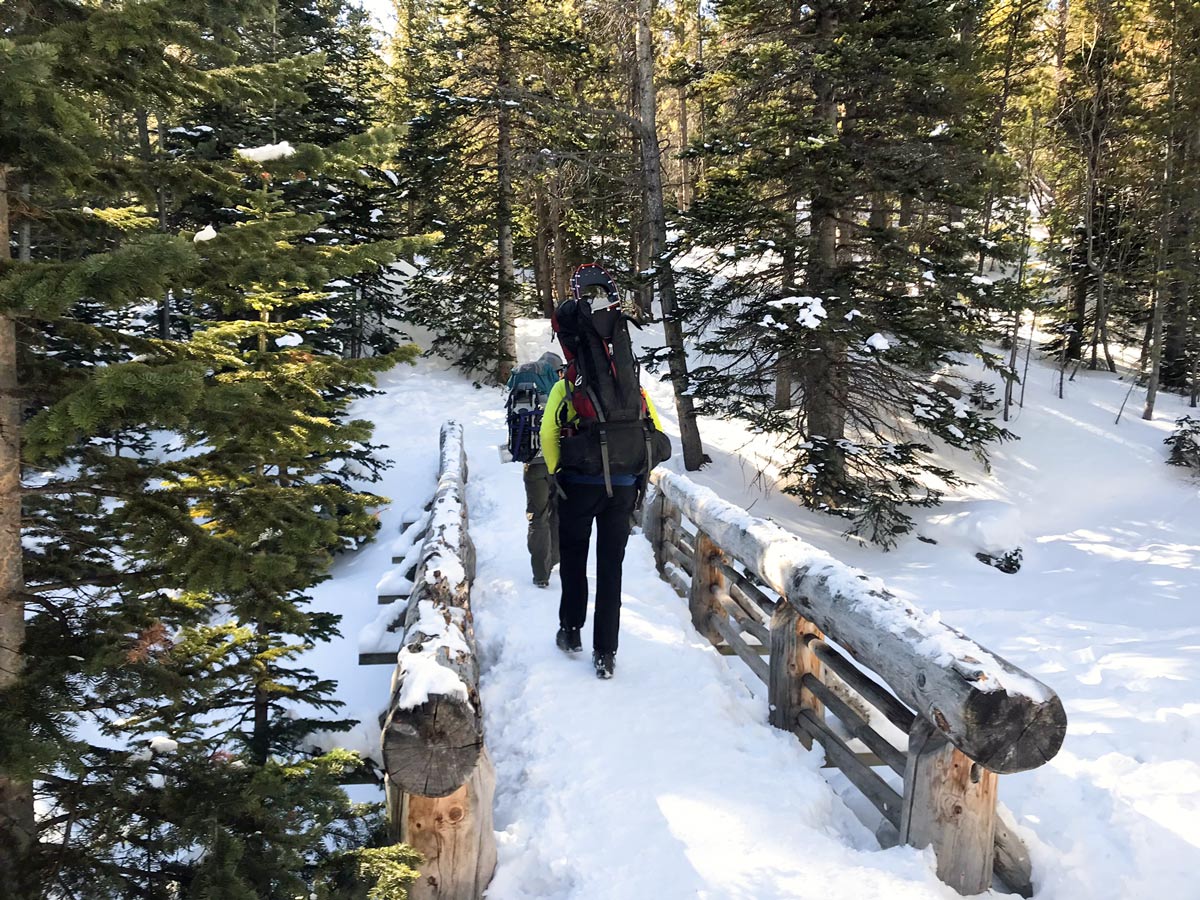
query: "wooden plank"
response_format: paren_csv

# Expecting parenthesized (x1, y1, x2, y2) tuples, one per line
(795, 710, 903, 829)
(710, 612, 769, 683)
(642, 488, 666, 574)
(651, 468, 1067, 774)
(900, 717, 998, 896)
(663, 516, 697, 552)
(359, 652, 399, 666)
(769, 603, 824, 749)
(802, 673, 907, 776)
(993, 807, 1034, 898)
(804, 635, 916, 734)
(688, 531, 725, 645)
(720, 561, 778, 615)
(402, 748, 497, 900)
(712, 587, 769, 644)
(663, 540, 693, 578)
(716, 642, 770, 656)
(664, 566, 689, 599)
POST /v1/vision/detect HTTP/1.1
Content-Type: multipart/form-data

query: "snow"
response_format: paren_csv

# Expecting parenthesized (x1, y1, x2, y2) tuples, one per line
(866, 333, 891, 352)
(302, 317, 1200, 897)
(236, 140, 296, 163)
(274, 333, 303, 347)
(768, 295, 827, 329)
(193, 224, 216, 242)
(148, 736, 178, 754)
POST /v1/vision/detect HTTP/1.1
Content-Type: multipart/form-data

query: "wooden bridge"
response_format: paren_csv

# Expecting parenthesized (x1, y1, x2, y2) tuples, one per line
(365, 421, 1067, 900)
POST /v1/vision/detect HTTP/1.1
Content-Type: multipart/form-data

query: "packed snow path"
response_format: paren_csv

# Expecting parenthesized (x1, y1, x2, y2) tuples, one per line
(309, 322, 1200, 900)
(460, 390, 958, 900)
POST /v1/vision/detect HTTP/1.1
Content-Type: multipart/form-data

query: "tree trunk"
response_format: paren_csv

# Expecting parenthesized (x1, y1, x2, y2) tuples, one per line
(532, 181, 554, 317)
(0, 162, 35, 898)
(801, 2, 848, 497)
(1146, 1, 1183, 416)
(635, 0, 708, 470)
(1068, 265, 1087, 361)
(775, 220, 798, 411)
(1161, 114, 1197, 390)
(678, 84, 691, 210)
(17, 184, 30, 263)
(549, 184, 571, 307)
(495, 19, 517, 383)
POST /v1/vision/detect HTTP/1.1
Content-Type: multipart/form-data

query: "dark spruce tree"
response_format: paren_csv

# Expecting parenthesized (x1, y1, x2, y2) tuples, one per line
(682, 0, 1014, 546)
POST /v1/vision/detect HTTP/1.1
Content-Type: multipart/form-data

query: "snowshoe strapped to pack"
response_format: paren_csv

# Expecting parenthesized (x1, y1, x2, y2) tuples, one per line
(552, 264, 671, 494)
(506, 361, 552, 463)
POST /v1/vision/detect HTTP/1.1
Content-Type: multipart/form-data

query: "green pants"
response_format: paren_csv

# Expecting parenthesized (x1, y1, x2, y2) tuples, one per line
(524, 461, 560, 583)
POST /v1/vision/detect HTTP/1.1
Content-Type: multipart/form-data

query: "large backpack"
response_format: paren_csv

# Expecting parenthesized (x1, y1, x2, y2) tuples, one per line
(552, 264, 671, 494)
(506, 366, 545, 463)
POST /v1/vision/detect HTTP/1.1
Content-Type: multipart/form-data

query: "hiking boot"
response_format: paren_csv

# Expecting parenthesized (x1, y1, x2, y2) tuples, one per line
(593, 651, 615, 680)
(556, 626, 582, 654)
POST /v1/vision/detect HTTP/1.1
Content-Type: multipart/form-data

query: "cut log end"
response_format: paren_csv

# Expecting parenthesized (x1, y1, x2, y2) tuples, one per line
(383, 696, 483, 798)
(958, 688, 1068, 775)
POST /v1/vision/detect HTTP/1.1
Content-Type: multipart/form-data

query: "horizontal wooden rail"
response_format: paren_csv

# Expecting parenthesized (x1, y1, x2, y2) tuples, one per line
(648, 469, 1066, 775)
(379, 421, 495, 900)
(643, 469, 1053, 897)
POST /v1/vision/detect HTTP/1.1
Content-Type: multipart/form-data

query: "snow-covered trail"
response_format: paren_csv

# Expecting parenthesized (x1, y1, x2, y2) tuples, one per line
(466, 413, 958, 900)
(308, 352, 963, 898)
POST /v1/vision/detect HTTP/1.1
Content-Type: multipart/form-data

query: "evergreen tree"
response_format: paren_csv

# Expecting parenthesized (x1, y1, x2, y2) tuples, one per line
(1, 2, 426, 893)
(682, 0, 1014, 545)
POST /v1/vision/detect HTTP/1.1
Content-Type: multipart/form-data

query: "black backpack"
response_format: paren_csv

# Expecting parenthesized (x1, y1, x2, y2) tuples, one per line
(552, 264, 671, 494)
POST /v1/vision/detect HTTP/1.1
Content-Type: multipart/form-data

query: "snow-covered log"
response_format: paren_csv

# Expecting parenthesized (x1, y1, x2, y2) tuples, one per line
(382, 421, 483, 798)
(648, 469, 1066, 775)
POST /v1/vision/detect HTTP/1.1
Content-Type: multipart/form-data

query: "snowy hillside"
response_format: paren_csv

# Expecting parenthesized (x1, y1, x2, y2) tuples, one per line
(306, 318, 1199, 900)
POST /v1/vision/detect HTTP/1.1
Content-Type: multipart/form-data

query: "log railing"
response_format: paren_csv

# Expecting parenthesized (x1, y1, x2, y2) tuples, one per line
(379, 421, 495, 900)
(643, 469, 1067, 897)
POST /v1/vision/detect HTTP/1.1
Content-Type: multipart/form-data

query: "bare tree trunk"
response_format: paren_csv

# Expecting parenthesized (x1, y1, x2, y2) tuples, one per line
(17, 184, 30, 263)
(678, 84, 691, 210)
(532, 182, 555, 317)
(495, 18, 517, 383)
(1145, 1, 1180, 419)
(0, 161, 35, 898)
(801, 3, 848, 497)
(775, 209, 798, 411)
(635, 0, 708, 470)
(549, 183, 571, 305)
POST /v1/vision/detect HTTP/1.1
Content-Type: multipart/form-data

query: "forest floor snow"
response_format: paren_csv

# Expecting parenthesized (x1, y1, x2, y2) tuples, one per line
(306, 318, 1200, 900)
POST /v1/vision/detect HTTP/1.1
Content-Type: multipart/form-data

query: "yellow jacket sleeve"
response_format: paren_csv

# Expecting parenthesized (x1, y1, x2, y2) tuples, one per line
(540, 379, 567, 473)
(643, 390, 664, 432)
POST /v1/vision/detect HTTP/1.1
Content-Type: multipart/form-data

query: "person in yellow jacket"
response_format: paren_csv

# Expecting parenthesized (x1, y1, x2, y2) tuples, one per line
(540, 378, 664, 679)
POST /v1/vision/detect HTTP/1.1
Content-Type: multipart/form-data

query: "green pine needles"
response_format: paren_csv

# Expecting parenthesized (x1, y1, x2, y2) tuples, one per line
(1, 1, 428, 896)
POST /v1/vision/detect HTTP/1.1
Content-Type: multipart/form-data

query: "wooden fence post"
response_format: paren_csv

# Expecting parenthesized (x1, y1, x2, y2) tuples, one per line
(768, 602, 825, 749)
(900, 717, 998, 895)
(642, 488, 666, 575)
(688, 530, 725, 644)
(401, 749, 497, 900)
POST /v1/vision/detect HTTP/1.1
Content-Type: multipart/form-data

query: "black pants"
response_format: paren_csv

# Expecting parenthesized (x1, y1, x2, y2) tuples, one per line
(557, 482, 638, 654)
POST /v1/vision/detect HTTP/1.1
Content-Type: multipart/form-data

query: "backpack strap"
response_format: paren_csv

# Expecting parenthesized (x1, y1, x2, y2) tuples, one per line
(585, 384, 615, 496)
(598, 427, 613, 498)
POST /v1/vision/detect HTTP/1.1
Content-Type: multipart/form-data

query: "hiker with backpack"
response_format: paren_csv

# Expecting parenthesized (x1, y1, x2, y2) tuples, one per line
(541, 264, 671, 679)
(505, 352, 564, 588)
